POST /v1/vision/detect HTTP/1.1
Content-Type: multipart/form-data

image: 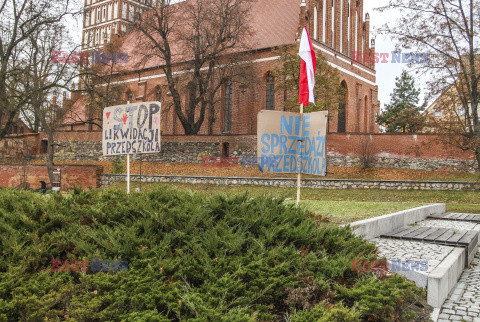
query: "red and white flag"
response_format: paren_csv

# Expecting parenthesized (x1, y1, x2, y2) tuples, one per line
(298, 26, 316, 106)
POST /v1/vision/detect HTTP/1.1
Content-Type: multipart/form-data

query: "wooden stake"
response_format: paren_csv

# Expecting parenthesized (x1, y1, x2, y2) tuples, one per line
(127, 154, 130, 194)
(296, 103, 304, 208)
(127, 100, 131, 195)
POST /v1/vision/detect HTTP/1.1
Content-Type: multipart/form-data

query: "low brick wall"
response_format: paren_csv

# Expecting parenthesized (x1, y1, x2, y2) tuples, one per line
(100, 174, 480, 191)
(0, 164, 103, 189)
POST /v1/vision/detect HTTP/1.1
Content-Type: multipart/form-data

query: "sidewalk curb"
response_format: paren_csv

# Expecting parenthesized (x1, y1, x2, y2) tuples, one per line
(427, 248, 465, 308)
(344, 204, 446, 240)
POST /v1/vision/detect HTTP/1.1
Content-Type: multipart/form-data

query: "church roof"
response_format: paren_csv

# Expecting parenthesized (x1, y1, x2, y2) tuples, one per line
(118, 0, 300, 72)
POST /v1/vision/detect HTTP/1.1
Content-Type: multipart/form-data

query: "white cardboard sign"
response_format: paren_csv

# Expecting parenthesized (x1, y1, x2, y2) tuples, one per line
(102, 101, 161, 156)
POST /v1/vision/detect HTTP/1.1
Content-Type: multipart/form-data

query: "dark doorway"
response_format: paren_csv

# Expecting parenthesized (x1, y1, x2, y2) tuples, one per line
(40, 140, 48, 154)
(222, 142, 229, 158)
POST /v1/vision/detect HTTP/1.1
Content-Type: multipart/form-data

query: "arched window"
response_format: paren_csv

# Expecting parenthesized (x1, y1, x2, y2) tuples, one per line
(155, 86, 162, 102)
(364, 95, 369, 132)
(266, 72, 275, 110)
(224, 81, 233, 132)
(338, 81, 347, 133)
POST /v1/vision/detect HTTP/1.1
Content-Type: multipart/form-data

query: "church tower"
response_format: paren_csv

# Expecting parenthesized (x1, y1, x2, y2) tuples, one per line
(301, 0, 373, 68)
(81, 0, 150, 52)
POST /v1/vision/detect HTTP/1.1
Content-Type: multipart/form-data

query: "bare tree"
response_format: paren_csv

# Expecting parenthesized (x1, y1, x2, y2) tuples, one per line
(20, 22, 79, 184)
(131, 0, 254, 135)
(377, 0, 480, 170)
(78, 36, 129, 129)
(0, 0, 77, 140)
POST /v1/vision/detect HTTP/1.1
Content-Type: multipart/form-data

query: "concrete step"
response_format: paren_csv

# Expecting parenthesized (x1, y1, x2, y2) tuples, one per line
(428, 212, 480, 223)
(418, 219, 480, 246)
(373, 236, 466, 308)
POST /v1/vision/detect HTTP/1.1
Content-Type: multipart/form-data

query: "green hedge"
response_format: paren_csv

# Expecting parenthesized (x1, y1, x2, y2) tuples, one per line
(0, 187, 423, 321)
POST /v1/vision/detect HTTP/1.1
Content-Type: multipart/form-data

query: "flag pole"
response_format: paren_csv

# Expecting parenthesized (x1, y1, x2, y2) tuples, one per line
(296, 103, 304, 208)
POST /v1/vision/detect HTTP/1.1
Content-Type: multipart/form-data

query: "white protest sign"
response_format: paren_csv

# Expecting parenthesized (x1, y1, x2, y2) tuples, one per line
(257, 110, 328, 176)
(102, 101, 161, 156)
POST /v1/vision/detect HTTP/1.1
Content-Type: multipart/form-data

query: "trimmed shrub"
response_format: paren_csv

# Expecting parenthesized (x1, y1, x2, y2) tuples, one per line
(0, 187, 425, 320)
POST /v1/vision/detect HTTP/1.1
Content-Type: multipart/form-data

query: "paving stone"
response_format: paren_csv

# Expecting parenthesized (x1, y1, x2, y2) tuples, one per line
(440, 248, 480, 321)
(443, 309, 456, 314)
(372, 238, 454, 273)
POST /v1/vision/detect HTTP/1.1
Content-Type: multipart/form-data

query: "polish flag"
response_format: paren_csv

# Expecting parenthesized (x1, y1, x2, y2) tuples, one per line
(298, 26, 316, 106)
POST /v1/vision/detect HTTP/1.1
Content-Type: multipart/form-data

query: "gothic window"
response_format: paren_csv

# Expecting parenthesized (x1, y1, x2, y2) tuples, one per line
(224, 82, 233, 132)
(266, 72, 275, 110)
(338, 81, 347, 133)
(126, 91, 133, 103)
(155, 86, 162, 102)
(314, 6, 318, 40)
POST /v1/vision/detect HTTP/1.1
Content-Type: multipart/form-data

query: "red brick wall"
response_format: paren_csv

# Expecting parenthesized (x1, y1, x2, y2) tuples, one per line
(327, 133, 475, 160)
(0, 164, 103, 190)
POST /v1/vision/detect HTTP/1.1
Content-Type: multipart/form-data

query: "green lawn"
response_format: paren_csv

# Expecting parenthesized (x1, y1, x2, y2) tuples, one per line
(288, 200, 425, 224)
(105, 182, 480, 223)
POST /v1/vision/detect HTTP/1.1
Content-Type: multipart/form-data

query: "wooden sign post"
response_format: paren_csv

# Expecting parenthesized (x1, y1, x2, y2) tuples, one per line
(257, 109, 328, 206)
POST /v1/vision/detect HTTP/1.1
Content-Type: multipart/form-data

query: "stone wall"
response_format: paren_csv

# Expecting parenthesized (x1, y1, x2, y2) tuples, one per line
(54, 139, 478, 172)
(54, 140, 222, 163)
(327, 155, 478, 172)
(53, 133, 256, 163)
(53, 132, 479, 172)
(101, 174, 480, 191)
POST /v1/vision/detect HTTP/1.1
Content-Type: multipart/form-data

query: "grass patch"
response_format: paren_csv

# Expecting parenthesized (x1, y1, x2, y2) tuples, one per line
(446, 203, 480, 214)
(106, 182, 480, 217)
(289, 200, 425, 224)
(104, 182, 480, 203)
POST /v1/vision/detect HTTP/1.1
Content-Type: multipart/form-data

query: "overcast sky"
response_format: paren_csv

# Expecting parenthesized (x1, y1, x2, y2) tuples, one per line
(363, 0, 419, 109)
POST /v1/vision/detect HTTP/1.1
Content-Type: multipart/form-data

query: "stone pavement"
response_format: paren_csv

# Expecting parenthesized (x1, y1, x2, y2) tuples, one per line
(418, 219, 480, 233)
(369, 216, 480, 321)
(373, 238, 454, 275)
(437, 251, 480, 322)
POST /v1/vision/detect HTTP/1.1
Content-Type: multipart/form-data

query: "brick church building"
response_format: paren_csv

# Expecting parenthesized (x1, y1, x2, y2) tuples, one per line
(71, 0, 379, 136)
